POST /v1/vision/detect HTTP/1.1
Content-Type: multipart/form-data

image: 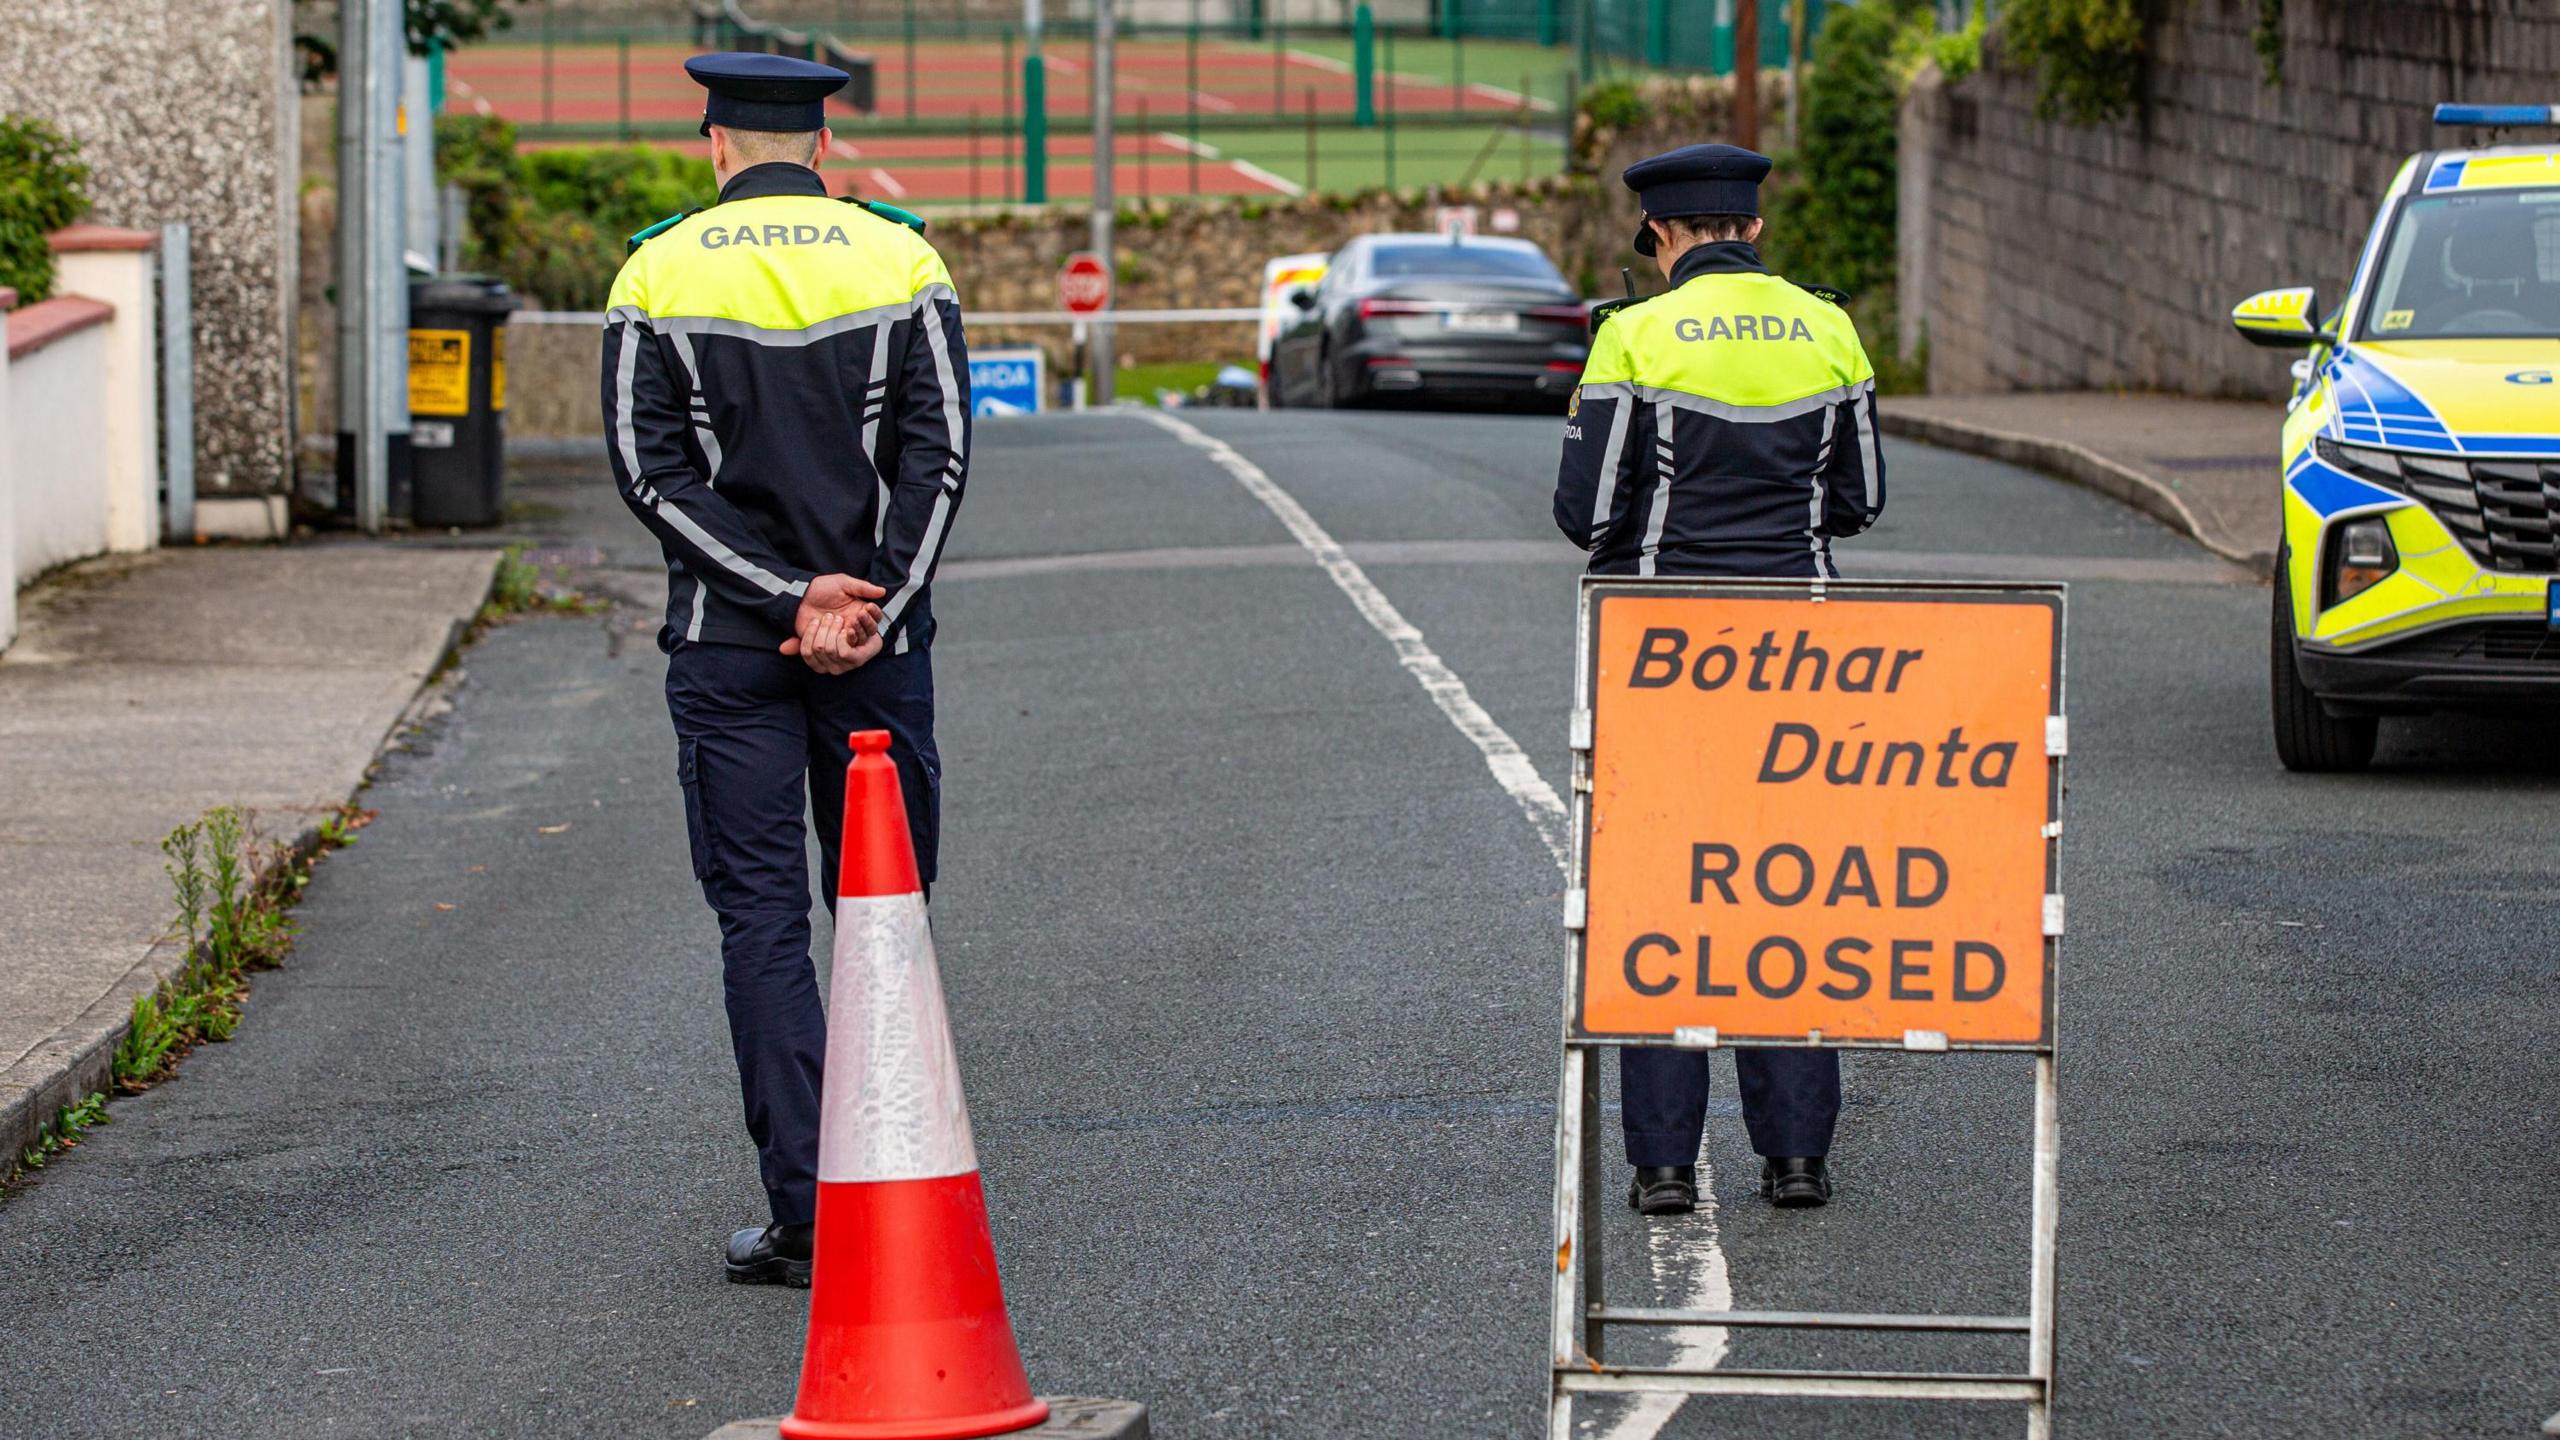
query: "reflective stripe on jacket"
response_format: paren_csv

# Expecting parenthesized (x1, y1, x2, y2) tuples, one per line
(602, 162, 971, 652)
(1553, 240, 1883, 579)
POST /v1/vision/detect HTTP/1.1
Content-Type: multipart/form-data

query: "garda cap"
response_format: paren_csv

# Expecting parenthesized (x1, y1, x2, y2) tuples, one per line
(685, 52, 850, 137)
(1624, 142, 1771, 257)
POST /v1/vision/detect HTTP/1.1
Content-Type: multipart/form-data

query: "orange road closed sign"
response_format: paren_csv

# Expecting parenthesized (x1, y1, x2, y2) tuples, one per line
(1575, 580, 2064, 1050)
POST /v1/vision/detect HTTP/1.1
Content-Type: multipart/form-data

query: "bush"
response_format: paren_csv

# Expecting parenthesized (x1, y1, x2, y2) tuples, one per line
(1999, 0, 2148, 125)
(0, 115, 91, 303)
(437, 114, 712, 308)
(1761, 0, 1928, 307)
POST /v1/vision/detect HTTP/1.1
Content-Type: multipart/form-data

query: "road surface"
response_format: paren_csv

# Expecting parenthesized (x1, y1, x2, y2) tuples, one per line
(0, 410, 2550, 1439)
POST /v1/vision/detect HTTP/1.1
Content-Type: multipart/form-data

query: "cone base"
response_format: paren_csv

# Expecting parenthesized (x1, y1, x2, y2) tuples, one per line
(777, 1398, 1051, 1440)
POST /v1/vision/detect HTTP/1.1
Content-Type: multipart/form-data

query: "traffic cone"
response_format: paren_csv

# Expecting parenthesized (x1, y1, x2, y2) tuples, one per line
(781, 730, 1049, 1440)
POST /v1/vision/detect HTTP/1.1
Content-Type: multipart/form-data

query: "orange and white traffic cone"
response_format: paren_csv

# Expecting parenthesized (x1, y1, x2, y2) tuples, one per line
(780, 731, 1049, 1440)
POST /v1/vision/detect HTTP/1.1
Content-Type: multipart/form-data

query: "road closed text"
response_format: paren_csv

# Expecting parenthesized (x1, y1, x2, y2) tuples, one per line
(1579, 589, 2061, 1047)
(1620, 844, 2011, 1006)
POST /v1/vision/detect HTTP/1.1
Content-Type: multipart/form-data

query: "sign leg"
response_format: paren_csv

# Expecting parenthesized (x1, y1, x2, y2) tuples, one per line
(2027, 1052, 2060, 1439)
(1579, 1049, 1607, 1365)
(1549, 1046, 1587, 1423)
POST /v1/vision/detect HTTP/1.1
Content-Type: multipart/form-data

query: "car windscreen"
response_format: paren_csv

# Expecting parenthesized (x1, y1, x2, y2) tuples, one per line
(2359, 189, 2560, 340)
(1368, 243, 1564, 284)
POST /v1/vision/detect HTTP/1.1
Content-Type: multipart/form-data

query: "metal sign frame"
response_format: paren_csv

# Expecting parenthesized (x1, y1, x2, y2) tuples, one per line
(1549, 576, 2065, 1440)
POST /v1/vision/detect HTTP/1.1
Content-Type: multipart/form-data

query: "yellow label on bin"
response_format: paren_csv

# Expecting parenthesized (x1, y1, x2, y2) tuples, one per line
(409, 329, 471, 417)
(490, 327, 507, 412)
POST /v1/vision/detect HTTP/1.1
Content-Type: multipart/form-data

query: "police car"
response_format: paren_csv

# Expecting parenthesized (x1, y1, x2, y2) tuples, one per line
(2231, 103, 2560, 771)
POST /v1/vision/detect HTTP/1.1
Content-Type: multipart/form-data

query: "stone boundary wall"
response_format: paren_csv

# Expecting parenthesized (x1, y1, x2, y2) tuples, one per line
(502, 175, 1622, 438)
(0, 0, 297, 496)
(1903, 0, 2560, 400)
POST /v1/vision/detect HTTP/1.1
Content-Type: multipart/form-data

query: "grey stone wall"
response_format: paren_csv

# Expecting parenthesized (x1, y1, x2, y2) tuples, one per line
(0, 0, 297, 495)
(1906, 0, 2560, 399)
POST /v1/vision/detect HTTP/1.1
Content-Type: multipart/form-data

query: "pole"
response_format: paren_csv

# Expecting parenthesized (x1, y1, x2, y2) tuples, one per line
(970, 107, 982, 208)
(1089, 0, 1117, 404)
(335, 0, 372, 525)
(372, 0, 409, 529)
(1734, 0, 1760, 152)
(618, 31, 632, 139)
(904, 0, 919, 123)
(1382, 27, 1396, 191)
(541, 0, 554, 128)
(404, 48, 438, 266)
(1352, 2, 1376, 128)
(1305, 84, 1317, 192)
(159, 223, 193, 542)
(1785, 0, 1804, 152)
(1024, 0, 1047, 203)
(1573, 0, 1591, 91)
(1003, 27, 1018, 202)
(1187, 25, 1199, 194)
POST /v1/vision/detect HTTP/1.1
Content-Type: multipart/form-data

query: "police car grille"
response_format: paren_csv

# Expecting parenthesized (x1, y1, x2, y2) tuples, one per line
(2318, 440, 2560, 574)
(2380, 622, 2560, 667)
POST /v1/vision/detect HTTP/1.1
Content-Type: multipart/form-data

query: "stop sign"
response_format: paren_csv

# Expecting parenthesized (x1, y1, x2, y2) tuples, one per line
(1059, 251, 1112, 315)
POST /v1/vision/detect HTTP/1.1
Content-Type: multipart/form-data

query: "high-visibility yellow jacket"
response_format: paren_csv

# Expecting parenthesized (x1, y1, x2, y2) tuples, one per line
(602, 163, 970, 652)
(1553, 241, 1884, 578)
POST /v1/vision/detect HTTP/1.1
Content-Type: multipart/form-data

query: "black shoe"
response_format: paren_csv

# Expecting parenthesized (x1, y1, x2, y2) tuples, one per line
(1759, 1157, 1832, 1208)
(724, 1222, 814, 1286)
(1627, 1165, 1698, 1215)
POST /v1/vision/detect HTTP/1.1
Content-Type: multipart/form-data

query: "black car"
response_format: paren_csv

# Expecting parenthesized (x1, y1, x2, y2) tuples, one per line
(1268, 234, 1590, 410)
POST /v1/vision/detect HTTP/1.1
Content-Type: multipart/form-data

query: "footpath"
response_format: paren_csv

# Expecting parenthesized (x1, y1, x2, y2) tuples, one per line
(0, 543, 498, 1165)
(1880, 391, 2283, 572)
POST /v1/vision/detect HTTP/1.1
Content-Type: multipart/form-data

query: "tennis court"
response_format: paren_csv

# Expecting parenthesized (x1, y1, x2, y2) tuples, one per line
(448, 28, 1569, 204)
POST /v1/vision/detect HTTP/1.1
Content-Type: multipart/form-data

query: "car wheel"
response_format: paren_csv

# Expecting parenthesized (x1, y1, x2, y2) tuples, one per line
(2270, 559, 2378, 772)
(1313, 348, 1339, 409)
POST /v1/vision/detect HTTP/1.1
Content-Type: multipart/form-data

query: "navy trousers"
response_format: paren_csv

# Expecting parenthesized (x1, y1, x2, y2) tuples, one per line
(1621, 1047, 1840, 1166)
(665, 639, 941, 1227)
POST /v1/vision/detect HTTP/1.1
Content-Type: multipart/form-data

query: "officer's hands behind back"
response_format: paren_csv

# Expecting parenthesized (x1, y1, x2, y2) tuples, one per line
(783, 573, 887, 675)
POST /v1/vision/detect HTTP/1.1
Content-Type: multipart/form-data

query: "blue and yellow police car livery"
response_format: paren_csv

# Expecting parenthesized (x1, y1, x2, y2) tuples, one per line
(602, 161, 970, 656)
(2232, 103, 2560, 770)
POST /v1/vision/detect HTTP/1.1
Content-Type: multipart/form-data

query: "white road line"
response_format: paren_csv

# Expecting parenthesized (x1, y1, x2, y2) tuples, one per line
(1134, 409, 1730, 1440)
(867, 167, 908, 199)
(1228, 159, 1305, 197)
(1134, 409, 1569, 867)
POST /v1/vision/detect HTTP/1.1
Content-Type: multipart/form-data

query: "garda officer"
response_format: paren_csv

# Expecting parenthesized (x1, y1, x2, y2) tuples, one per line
(1552, 143, 1885, 1216)
(602, 52, 971, 1284)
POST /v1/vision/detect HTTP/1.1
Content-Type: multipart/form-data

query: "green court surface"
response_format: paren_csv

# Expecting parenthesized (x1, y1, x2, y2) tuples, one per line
(1174, 123, 1565, 197)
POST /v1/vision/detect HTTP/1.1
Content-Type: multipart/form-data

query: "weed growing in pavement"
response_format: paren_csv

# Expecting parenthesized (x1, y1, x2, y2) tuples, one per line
(106, 805, 373, 1095)
(479, 543, 603, 629)
(1, 1092, 108, 1198)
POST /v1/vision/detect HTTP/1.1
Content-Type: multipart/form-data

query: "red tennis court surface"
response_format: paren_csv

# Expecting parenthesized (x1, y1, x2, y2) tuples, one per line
(448, 35, 1542, 132)
(522, 130, 1301, 203)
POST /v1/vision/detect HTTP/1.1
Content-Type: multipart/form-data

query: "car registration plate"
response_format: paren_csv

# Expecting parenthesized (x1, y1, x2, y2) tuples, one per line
(1444, 310, 1520, 334)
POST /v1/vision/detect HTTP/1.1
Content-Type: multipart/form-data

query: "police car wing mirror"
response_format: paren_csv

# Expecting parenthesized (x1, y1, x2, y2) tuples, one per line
(2231, 286, 2336, 348)
(1288, 288, 1318, 311)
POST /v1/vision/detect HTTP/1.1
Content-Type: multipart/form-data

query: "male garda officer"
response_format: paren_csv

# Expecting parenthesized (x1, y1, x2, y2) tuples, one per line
(1552, 143, 1885, 1216)
(602, 53, 970, 1284)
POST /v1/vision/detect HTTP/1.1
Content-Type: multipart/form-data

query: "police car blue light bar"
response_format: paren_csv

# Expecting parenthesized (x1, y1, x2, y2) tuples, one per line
(2434, 103, 2560, 126)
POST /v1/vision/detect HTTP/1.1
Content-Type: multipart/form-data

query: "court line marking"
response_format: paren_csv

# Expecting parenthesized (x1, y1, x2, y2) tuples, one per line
(866, 167, 907, 199)
(1228, 159, 1305, 197)
(1130, 410, 1726, 1438)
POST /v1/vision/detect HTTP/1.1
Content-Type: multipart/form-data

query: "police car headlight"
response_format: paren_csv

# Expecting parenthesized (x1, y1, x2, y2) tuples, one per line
(2327, 518, 2398, 606)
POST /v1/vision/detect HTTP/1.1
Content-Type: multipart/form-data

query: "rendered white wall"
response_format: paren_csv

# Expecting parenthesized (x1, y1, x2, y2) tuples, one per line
(53, 245, 159, 554)
(9, 325, 114, 586)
